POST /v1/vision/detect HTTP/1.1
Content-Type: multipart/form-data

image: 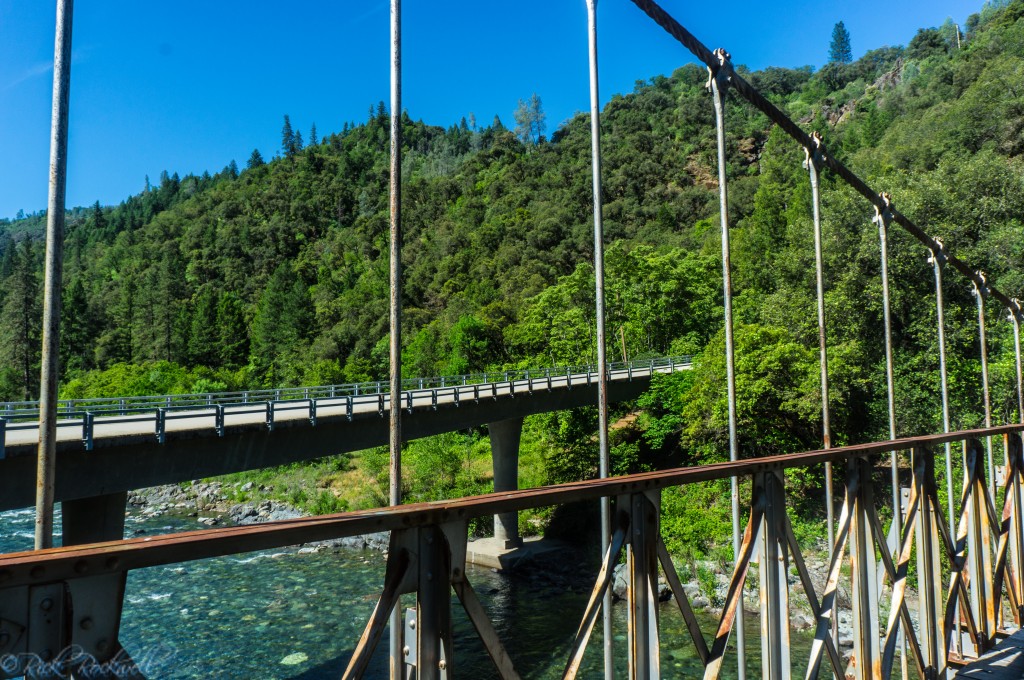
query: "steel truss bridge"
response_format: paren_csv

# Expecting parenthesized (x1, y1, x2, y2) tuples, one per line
(5, 0, 1024, 679)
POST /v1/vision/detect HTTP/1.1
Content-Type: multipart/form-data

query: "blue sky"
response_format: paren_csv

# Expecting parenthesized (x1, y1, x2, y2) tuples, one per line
(0, 0, 989, 220)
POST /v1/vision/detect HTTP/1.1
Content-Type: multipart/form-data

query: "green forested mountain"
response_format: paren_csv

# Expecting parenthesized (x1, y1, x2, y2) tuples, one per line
(3, 0, 1024, 480)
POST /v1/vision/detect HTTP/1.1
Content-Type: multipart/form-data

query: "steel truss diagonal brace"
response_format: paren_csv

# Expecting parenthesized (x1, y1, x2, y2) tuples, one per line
(564, 508, 630, 680)
(704, 485, 764, 680)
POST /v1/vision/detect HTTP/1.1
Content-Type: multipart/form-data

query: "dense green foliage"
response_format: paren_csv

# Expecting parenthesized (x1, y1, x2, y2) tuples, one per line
(4, 1, 1024, 553)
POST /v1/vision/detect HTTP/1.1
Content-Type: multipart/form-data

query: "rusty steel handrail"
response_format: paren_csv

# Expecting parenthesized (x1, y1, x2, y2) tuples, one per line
(1, 424, 1021, 585)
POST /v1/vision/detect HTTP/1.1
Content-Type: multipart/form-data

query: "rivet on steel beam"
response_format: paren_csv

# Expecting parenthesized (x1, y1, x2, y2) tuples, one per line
(74, 560, 88, 574)
(105, 557, 120, 570)
(80, 617, 94, 630)
(30, 566, 45, 579)
(439, 660, 447, 670)
(96, 639, 109, 654)
(403, 646, 410, 657)
(40, 598, 53, 611)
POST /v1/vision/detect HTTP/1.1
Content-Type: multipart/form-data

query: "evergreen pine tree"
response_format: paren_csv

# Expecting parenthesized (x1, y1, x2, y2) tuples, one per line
(309, 123, 318, 146)
(829, 21, 852, 63)
(91, 201, 106, 236)
(216, 291, 248, 368)
(514, 99, 531, 143)
(247, 149, 264, 169)
(513, 93, 546, 144)
(281, 115, 295, 158)
(249, 265, 311, 386)
(188, 287, 219, 366)
(0, 240, 40, 399)
(529, 93, 546, 143)
(60, 278, 92, 374)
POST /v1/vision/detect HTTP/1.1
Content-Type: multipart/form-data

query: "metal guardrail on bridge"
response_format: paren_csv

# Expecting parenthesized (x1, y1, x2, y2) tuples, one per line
(0, 356, 690, 456)
(1, 424, 1022, 679)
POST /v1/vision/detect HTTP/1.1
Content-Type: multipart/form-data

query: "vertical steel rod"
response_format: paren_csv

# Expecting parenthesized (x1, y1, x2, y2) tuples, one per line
(876, 198, 900, 512)
(1013, 301, 1024, 424)
(974, 277, 995, 500)
(709, 49, 746, 679)
(805, 138, 836, 650)
(806, 136, 832, 451)
(388, 0, 403, 676)
(931, 241, 960, 656)
(585, 2, 614, 677)
(875, 196, 906, 680)
(929, 243, 956, 538)
(35, 0, 75, 551)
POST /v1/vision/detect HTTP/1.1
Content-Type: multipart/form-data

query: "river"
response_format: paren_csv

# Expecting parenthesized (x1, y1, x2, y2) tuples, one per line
(1, 507, 810, 678)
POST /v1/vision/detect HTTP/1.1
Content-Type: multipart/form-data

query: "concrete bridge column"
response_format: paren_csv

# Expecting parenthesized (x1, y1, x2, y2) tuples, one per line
(62, 491, 128, 545)
(489, 418, 524, 548)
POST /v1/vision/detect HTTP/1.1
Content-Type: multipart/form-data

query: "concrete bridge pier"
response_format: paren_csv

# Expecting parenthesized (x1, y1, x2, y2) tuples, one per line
(489, 418, 524, 548)
(62, 491, 128, 545)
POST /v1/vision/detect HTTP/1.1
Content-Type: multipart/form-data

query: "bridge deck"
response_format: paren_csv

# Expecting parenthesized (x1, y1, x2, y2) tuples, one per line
(0, 364, 686, 511)
(959, 629, 1024, 679)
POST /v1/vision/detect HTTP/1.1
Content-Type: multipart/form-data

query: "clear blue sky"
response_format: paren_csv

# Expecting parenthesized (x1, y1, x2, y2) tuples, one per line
(0, 0, 988, 220)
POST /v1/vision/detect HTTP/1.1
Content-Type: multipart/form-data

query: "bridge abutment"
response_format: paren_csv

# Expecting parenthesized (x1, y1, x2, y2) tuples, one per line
(489, 418, 523, 548)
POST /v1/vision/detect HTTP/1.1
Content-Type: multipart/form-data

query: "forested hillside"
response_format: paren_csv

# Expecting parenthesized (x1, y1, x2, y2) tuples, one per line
(3, 0, 1024, 492)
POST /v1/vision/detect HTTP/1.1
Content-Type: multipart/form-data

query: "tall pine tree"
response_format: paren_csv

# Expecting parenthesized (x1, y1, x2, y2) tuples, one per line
(0, 241, 41, 399)
(829, 21, 852, 63)
(281, 115, 295, 158)
(247, 149, 265, 169)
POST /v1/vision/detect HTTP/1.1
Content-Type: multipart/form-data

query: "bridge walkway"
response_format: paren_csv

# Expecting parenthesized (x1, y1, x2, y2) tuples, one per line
(960, 628, 1024, 679)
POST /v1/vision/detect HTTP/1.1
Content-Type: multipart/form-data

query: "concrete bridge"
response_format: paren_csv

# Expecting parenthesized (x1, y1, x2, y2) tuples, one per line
(0, 358, 689, 545)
